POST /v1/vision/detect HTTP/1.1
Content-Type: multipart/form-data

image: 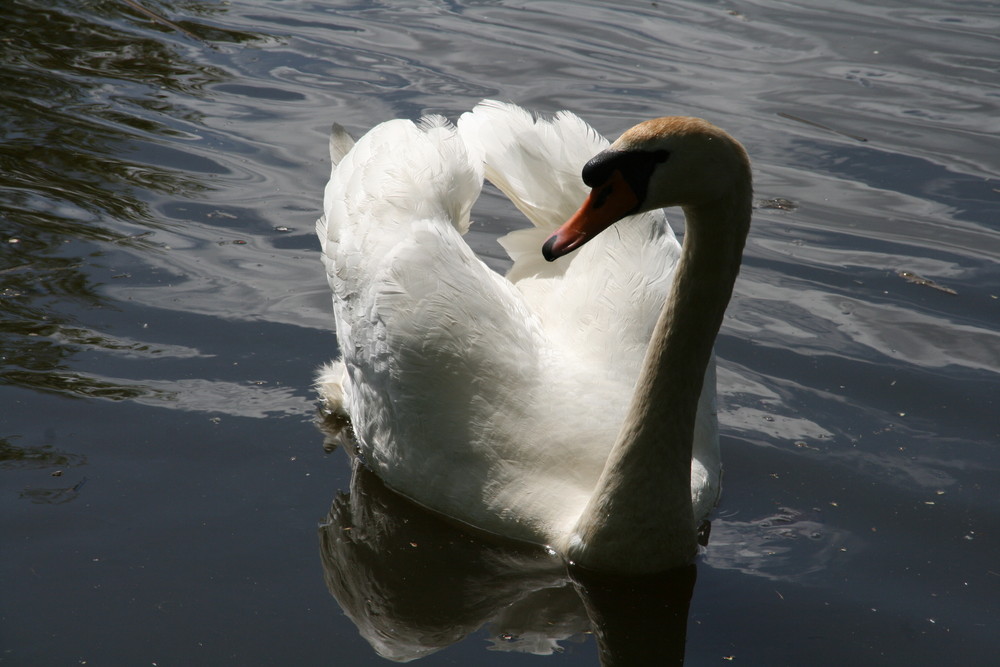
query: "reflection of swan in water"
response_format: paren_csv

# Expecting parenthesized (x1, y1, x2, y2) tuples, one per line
(318, 457, 695, 665)
(316, 451, 853, 664)
(315, 101, 753, 573)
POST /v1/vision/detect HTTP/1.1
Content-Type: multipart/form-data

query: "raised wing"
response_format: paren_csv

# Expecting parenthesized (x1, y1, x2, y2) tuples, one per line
(459, 101, 681, 385)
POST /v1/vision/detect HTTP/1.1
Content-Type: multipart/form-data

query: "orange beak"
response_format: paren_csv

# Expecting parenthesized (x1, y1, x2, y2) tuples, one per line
(542, 169, 640, 261)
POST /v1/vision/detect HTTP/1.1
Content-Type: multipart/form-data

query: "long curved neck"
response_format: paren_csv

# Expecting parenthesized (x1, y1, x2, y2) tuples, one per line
(568, 191, 751, 574)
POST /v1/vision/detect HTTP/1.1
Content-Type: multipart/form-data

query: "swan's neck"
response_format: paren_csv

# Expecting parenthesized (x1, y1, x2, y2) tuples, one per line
(567, 193, 751, 574)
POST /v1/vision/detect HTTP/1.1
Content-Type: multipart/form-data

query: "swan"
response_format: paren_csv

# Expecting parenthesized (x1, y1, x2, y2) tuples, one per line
(315, 101, 752, 574)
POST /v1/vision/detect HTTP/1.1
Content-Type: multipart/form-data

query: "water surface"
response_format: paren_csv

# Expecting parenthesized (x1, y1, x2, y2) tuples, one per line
(2, 0, 998, 664)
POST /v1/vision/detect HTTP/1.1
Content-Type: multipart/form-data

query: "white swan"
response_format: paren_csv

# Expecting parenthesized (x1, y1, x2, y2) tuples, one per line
(315, 101, 752, 574)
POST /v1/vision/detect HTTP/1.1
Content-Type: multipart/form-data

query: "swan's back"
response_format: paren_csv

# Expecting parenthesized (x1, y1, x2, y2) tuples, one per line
(318, 103, 720, 549)
(320, 114, 598, 542)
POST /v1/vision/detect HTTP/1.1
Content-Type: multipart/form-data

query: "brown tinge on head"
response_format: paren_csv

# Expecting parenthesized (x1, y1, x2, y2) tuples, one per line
(615, 116, 734, 150)
(544, 115, 751, 262)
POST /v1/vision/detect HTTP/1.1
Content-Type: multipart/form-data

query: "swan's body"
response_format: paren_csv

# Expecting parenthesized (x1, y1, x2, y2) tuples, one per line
(316, 101, 751, 573)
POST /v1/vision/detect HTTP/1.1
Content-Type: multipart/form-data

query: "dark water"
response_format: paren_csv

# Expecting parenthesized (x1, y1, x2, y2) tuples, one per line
(2, 0, 998, 664)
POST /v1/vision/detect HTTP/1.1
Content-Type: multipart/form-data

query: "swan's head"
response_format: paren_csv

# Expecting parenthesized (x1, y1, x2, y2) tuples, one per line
(543, 116, 750, 261)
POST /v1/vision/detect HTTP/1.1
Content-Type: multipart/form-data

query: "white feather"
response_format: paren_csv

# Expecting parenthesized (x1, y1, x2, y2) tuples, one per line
(317, 101, 720, 551)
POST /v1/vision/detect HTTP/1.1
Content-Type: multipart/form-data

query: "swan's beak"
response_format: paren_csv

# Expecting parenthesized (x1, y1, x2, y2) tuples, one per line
(542, 169, 640, 261)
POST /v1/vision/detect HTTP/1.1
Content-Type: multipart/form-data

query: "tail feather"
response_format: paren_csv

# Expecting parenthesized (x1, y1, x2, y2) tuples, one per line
(329, 123, 356, 168)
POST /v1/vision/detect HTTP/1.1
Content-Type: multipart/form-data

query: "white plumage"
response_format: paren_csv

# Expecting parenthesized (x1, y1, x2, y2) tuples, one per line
(316, 101, 747, 573)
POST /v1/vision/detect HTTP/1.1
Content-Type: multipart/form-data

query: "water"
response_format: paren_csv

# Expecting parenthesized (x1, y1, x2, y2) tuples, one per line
(2, 0, 998, 664)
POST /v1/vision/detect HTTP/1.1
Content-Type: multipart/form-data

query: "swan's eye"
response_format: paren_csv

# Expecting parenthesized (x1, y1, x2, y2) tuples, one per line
(649, 149, 670, 163)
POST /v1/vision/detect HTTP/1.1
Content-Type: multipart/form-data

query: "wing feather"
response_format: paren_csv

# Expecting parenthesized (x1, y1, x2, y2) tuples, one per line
(321, 114, 573, 537)
(458, 101, 681, 383)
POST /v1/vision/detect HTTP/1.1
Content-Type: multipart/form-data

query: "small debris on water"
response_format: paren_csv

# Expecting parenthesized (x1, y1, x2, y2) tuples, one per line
(754, 197, 798, 211)
(897, 270, 957, 295)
